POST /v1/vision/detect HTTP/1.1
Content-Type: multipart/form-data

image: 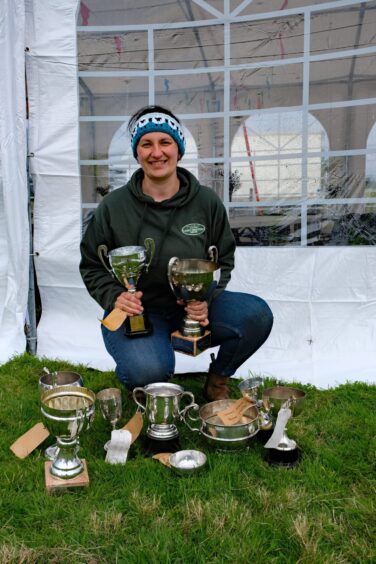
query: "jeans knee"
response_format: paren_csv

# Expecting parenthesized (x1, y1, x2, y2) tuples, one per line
(261, 299, 274, 335)
(241, 295, 273, 343)
(115, 360, 173, 390)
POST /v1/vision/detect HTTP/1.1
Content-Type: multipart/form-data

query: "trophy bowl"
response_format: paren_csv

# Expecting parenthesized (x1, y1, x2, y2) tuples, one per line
(38, 371, 84, 461)
(40, 386, 96, 479)
(168, 258, 221, 305)
(262, 386, 305, 419)
(106, 245, 149, 288)
(38, 371, 83, 394)
(238, 377, 263, 402)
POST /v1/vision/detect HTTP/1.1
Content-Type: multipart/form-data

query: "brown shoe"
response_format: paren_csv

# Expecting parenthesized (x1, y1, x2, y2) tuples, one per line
(203, 373, 230, 402)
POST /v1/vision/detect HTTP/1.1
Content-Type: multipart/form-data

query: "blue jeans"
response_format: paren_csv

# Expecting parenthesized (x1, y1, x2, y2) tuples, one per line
(101, 290, 273, 390)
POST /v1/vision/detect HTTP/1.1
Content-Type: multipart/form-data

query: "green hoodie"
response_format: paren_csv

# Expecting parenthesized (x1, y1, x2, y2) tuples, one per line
(80, 167, 236, 312)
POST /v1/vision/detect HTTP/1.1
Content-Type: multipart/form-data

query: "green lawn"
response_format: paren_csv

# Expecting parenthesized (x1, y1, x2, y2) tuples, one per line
(0, 354, 375, 563)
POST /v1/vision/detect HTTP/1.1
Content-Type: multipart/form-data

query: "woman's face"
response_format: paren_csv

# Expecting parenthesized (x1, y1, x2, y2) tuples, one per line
(136, 131, 179, 182)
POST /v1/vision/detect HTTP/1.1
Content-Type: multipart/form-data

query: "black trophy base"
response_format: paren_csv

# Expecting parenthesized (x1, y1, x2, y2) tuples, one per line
(255, 428, 274, 445)
(141, 435, 181, 457)
(124, 313, 152, 338)
(171, 330, 211, 356)
(265, 447, 301, 468)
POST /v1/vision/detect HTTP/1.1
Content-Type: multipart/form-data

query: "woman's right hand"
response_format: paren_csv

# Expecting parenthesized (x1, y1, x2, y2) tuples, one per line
(114, 290, 144, 316)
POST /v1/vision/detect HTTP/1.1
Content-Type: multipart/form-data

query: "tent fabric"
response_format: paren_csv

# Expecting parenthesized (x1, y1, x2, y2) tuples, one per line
(35, 246, 376, 388)
(25, 0, 84, 362)
(0, 0, 29, 362)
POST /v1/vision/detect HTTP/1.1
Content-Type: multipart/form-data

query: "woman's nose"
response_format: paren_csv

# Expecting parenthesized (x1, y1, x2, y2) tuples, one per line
(150, 144, 163, 156)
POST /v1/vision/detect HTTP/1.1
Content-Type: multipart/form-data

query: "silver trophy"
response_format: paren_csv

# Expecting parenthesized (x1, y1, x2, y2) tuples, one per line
(238, 376, 272, 431)
(98, 238, 155, 336)
(262, 386, 306, 466)
(96, 388, 123, 450)
(132, 382, 195, 441)
(167, 246, 221, 356)
(38, 369, 84, 461)
(40, 386, 96, 479)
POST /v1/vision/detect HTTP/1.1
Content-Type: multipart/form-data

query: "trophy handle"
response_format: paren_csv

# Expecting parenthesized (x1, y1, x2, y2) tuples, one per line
(180, 403, 201, 432)
(97, 245, 113, 276)
(208, 245, 218, 264)
(132, 387, 146, 412)
(143, 238, 155, 272)
(167, 257, 179, 293)
(178, 391, 196, 416)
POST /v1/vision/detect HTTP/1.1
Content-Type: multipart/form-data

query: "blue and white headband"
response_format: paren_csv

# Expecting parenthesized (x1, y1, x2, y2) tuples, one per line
(130, 112, 186, 158)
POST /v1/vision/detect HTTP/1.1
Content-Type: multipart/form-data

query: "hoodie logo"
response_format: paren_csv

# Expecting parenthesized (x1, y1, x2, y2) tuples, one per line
(182, 223, 206, 236)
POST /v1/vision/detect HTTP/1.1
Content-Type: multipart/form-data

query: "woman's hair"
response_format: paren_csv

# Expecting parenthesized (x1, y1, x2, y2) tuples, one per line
(128, 105, 186, 159)
(127, 105, 181, 136)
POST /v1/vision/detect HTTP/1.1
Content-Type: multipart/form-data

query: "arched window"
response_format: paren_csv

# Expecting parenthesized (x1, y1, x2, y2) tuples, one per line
(231, 111, 329, 202)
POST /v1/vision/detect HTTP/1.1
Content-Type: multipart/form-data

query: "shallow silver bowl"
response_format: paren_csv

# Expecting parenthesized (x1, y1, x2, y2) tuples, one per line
(169, 449, 207, 476)
(38, 371, 83, 394)
(182, 399, 259, 451)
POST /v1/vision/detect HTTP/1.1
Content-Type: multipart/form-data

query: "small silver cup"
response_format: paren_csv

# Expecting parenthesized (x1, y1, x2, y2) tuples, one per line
(132, 382, 195, 440)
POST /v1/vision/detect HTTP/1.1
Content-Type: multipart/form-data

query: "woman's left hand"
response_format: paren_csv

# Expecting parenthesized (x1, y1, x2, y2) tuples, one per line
(182, 300, 209, 327)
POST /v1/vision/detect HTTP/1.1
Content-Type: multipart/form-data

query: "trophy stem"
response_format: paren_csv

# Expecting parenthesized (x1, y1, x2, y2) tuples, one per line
(147, 423, 179, 440)
(278, 429, 297, 451)
(50, 437, 83, 479)
(181, 317, 204, 338)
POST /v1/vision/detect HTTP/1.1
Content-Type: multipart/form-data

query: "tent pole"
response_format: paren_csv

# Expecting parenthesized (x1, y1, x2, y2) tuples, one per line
(25, 163, 37, 355)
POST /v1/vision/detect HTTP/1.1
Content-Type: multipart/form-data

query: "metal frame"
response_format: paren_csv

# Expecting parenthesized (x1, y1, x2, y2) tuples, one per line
(77, 0, 376, 246)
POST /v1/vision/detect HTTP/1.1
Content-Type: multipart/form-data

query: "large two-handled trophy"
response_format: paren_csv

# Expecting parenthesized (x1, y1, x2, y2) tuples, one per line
(133, 382, 196, 442)
(167, 246, 220, 356)
(98, 238, 155, 337)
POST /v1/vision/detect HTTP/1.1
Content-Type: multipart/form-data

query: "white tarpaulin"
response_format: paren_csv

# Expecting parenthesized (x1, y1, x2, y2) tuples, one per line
(4, 0, 376, 388)
(26, 0, 85, 365)
(0, 0, 29, 362)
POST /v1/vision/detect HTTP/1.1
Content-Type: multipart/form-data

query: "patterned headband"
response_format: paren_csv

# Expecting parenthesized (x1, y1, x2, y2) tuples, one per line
(130, 112, 186, 158)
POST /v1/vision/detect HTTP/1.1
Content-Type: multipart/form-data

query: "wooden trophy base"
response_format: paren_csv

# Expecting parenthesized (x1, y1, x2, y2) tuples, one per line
(171, 330, 211, 356)
(44, 459, 89, 492)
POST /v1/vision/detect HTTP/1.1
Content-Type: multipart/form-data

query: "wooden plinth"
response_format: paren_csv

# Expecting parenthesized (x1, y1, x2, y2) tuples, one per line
(171, 330, 211, 356)
(44, 459, 89, 493)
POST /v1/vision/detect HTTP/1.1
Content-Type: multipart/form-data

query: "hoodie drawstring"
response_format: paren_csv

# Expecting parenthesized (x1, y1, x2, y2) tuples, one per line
(136, 202, 178, 267)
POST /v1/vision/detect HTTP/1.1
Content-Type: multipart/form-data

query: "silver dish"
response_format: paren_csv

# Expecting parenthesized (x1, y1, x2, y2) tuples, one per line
(181, 399, 259, 451)
(169, 449, 207, 476)
(38, 371, 83, 394)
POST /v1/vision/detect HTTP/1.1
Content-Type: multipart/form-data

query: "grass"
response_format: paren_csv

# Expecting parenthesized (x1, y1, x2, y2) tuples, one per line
(0, 354, 375, 563)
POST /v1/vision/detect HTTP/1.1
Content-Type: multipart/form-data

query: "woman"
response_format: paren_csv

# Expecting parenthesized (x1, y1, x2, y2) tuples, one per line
(80, 105, 273, 401)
